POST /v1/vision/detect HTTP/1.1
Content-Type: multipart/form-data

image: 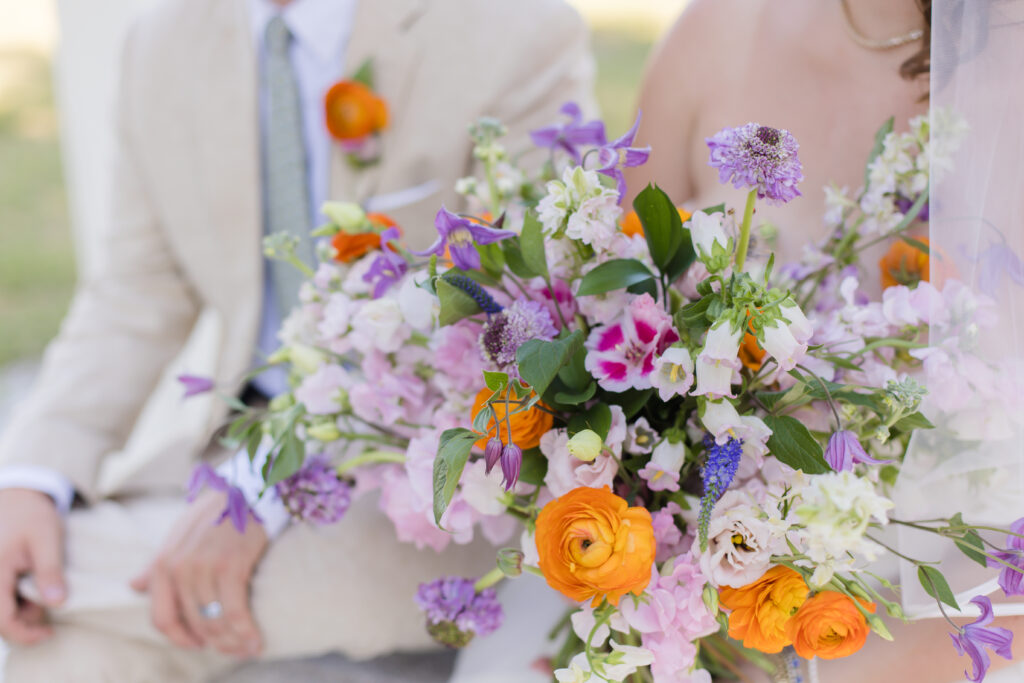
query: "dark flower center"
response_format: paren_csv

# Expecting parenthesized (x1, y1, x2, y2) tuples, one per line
(756, 126, 781, 146)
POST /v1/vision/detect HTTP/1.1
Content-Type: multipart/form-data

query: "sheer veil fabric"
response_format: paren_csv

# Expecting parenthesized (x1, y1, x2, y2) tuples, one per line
(895, 0, 1024, 619)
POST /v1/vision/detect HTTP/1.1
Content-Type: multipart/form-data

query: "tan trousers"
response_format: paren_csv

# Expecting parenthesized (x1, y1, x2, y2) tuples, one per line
(3, 493, 495, 683)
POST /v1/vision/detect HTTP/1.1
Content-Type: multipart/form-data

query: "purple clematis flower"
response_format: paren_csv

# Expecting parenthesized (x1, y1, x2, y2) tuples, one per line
(973, 242, 1024, 297)
(529, 101, 606, 163)
(950, 596, 1014, 682)
(825, 430, 892, 472)
(594, 112, 651, 202)
(415, 207, 515, 271)
(363, 227, 408, 298)
(988, 517, 1024, 596)
(177, 374, 215, 399)
(186, 463, 262, 533)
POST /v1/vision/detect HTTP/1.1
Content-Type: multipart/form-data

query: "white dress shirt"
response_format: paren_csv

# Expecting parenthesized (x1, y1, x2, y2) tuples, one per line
(0, 0, 358, 539)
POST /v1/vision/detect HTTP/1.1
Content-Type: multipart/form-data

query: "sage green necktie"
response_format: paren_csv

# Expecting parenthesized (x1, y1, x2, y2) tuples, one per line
(263, 15, 315, 315)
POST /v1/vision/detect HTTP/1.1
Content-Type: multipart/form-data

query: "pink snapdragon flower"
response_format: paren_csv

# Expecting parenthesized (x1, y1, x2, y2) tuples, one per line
(585, 294, 679, 392)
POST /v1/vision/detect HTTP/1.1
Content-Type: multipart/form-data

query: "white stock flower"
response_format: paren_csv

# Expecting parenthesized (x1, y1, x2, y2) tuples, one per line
(538, 166, 620, 246)
(397, 273, 438, 331)
(822, 184, 854, 228)
(565, 193, 622, 249)
(350, 298, 410, 354)
(651, 345, 695, 400)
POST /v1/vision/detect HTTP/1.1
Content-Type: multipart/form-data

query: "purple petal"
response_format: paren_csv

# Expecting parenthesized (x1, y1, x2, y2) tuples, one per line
(466, 222, 516, 246)
(529, 126, 560, 149)
(612, 111, 642, 147)
(380, 226, 400, 244)
(450, 242, 481, 271)
(186, 463, 227, 501)
(564, 119, 607, 147)
(177, 374, 215, 399)
(411, 234, 446, 259)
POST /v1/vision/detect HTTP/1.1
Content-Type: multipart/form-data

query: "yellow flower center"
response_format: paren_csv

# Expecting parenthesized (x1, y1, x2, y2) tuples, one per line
(449, 227, 473, 247)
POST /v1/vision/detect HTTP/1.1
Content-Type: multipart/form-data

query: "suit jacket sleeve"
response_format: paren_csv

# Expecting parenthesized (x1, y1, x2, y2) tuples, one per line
(0, 26, 201, 501)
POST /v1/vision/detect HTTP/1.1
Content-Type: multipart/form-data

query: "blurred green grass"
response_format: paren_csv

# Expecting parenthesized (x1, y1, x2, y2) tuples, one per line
(0, 28, 656, 366)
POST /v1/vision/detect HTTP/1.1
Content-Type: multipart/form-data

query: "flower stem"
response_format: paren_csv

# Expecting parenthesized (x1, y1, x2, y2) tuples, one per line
(474, 566, 506, 592)
(335, 450, 406, 475)
(735, 189, 758, 272)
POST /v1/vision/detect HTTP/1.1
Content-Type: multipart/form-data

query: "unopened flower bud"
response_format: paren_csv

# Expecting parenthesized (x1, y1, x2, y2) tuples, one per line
(500, 444, 522, 492)
(867, 614, 894, 641)
(484, 437, 503, 474)
(702, 584, 720, 616)
(885, 602, 904, 619)
(497, 548, 524, 578)
(322, 201, 369, 234)
(290, 344, 326, 375)
(307, 421, 342, 442)
(268, 393, 295, 412)
(567, 429, 603, 462)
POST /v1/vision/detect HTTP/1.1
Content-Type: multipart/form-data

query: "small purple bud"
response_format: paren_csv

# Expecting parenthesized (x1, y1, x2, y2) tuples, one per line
(500, 444, 522, 491)
(825, 430, 890, 472)
(177, 374, 215, 399)
(484, 437, 503, 474)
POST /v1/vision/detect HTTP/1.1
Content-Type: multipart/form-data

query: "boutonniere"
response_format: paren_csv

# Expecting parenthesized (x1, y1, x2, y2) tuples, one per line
(325, 58, 388, 169)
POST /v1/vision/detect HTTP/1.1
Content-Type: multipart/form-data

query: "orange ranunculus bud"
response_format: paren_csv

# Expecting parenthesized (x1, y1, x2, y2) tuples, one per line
(786, 591, 875, 660)
(719, 566, 809, 653)
(324, 81, 388, 141)
(620, 208, 693, 239)
(471, 387, 553, 451)
(331, 232, 381, 263)
(535, 486, 656, 607)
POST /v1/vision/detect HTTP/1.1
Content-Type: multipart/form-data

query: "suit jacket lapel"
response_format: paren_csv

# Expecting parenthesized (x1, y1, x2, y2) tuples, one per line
(329, 0, 428, 205)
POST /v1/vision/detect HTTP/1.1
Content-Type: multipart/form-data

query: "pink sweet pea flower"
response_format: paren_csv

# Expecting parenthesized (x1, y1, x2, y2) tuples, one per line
(584, 294, 679, 392)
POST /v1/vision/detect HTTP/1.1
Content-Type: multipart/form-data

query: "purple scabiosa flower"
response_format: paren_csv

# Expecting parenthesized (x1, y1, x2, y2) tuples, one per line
(177, 374, 214, 399)
(706, 123, 803, 204)
(483, 437, 503, 474)
(500, 443, 523, 491)
(415, 576, 504, 648)
(825, 430, 892, 472)
(414, 207, 515, 271)
(479, 299, 557, 371)
(441, 273, 503, 315)
(530, 101, 607, 164)
(698, 434, 742, 550)
(186, 464, 262, 533)
(362, 227, 408, 298)
(274, 455, 352, 525)
(950, 596, 1014, 682)
(988, 517, 1024, 597)
(594, 112, 651, 202)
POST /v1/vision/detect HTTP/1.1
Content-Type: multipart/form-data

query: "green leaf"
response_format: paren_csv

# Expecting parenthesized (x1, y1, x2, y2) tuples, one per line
(626, 278, 659, 298)
(266, 432, 304, 486)
(502, 241, 538, 279)
(351, 58, 375, 88)
(608, 388, 654, 419)
(865, 117, 895, 186)
(555, 381, 597, 406)
(477, 243, 506, 279)
(764, 415, 830, 474)
(484, 371, 509, 393)
(577, 259, 655, 297)
(558, 344, 592, 391)
(433, 428, 478, 524)
(677, 297, 714, 332)
(519, 213, 549, 280)
(700, 203, 726, 216)
(568, 402, 612, 440)
(917, 565, 960, 611)
(634, 184, 683, 271)
(954, 531, 989, 567)
(436, 278, 482, 326)
(518, 447, 548, 486)
(245, 428, 263, 463)
(893, 411, 935, 431)
(900, 236, 931, 254)
(473, 404, 495, 435)
(663, 227, 696, 283)
(516, 330, 585, 398)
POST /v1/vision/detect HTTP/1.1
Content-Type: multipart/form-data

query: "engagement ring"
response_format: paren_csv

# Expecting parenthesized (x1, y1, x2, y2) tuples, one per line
(199, 601, 223, 620)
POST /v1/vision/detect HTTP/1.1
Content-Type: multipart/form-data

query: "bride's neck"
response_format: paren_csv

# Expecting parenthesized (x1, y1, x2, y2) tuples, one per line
(843, 0, 926, 39)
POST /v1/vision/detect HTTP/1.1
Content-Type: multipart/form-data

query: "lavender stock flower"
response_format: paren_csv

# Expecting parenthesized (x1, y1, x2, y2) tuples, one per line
(825, 430, 891, 472)
(363, 227, 407, 298)
(988, 517, 1024, 597)
(698, 434, 742, 550)
(414, 207, 515, 271)
(530, 101, 606, 163)
(479, 298, 557, 371)
(707, 123, 803, 204)
(177, 374, 215, 398)
(950, 596, 1014, 682)
(415, 577, 504, 648)
(186, 463, 262, 533)
(595, 112, 651, 201)
(275, 455, 352, 525)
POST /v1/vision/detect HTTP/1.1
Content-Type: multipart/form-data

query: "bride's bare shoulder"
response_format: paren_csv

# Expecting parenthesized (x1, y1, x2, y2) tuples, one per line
(655, 0, 764, 68)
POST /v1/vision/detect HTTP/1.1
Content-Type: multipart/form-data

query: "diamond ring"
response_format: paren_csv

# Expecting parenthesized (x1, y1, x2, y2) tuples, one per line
(199, 601, 223, 620)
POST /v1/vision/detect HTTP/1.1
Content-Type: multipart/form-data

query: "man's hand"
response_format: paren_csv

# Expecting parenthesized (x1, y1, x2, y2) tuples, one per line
(131, 490, 269, 658)
(0, 489, 66, 645)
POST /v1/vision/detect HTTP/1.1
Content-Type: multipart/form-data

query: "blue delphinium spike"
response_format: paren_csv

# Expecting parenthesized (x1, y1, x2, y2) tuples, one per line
(442, 273, 503, 315)
(698, 433, 743, 551)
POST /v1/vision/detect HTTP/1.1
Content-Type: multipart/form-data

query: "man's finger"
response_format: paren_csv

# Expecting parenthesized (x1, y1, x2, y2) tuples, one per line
(148, 569, 202, 649)
(218, 566, 262, 657)
(26, 523, 66, 606)
(0, 562, 52, 645)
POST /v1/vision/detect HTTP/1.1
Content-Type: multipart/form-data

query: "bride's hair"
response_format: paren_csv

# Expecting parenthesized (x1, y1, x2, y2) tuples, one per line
(900, 0, 932, 80)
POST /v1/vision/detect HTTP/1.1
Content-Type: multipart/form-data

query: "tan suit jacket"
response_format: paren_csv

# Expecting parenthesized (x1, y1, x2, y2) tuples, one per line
(0, 0, 595, 500)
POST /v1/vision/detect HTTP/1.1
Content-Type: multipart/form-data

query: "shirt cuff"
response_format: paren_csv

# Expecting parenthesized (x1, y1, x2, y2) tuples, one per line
(0, 465, 76, 514)
(217, 446, 291, 539)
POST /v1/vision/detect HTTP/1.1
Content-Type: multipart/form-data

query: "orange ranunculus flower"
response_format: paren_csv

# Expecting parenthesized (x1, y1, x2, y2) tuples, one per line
(786, 591, 875, 660)
(535, 486, 656, 607)
(878, 236, 958, 290)
(739, 330, 766, 371)
(367, 212, 399, 230)
(331, 232, 381, 263)
(324, 81, 388, 141)
(719, 566, 809, 653)
(620, 208, 693, 239)
(471, 387, 553, 451)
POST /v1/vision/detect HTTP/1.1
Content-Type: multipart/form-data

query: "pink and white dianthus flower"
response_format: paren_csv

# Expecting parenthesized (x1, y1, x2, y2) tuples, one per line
(541, 428, 618, 497)
(584, 294, 679, 392)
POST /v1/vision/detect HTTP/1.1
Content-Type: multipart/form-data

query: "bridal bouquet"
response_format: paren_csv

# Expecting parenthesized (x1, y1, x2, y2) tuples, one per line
(190, 106, 1022, 682)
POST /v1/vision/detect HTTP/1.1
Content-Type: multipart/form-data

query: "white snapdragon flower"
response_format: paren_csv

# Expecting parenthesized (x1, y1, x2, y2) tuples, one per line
(693, 321, 741, 399)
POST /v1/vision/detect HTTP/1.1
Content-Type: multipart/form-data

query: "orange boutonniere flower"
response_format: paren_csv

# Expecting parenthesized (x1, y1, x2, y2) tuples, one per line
(719, 566, 810, 653)
(325, 81, 388, 142)
(786, 591, 875, 660)
(535, 486, 656, 607)
(471, 387, 552, 451)
(620, 208, 692, 239)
